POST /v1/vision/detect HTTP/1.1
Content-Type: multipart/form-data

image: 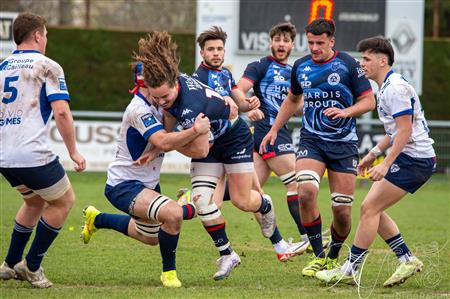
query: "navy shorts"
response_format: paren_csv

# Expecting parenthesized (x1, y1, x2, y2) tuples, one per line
(384, 153, 436, 193)
(104, 180, 161, 217)
(253, 122, 295, 160)
(296, 137, 359, 175)
(0, 157, 66, 189)
(193, 117, 253, 164)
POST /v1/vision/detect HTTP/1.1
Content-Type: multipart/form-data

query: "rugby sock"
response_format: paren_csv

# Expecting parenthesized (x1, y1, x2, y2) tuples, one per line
(223, 182, 231, 201)
(94, 213, 130, 235)
(341, 245, 368, 274)
(158, 228, 179, 272)
(385, 233, 413, 262)
(205, 223, 232, 256)
(182, 204, 196, 220)
(269, 226, 283, 244)
(286, 192, 307, 236)
(327, 224, 349, 259)
(25, 217, 60, 272)
(258, 195, 272, 214)
(303, 215, 325, 258)
(5, 220, 34, 268)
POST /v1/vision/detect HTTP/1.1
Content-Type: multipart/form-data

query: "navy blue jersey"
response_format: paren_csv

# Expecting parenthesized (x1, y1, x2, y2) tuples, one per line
(243, 56, 292, 125)
(193, 63, 237, 97)
(291, 51, 372, 142)
(168, 74, 231, 140)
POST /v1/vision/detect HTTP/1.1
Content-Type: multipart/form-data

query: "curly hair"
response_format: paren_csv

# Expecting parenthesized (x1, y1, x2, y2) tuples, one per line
(270, 22, 297, 41)
(132, 31, 180, 88)
(196, 26, 228, 49)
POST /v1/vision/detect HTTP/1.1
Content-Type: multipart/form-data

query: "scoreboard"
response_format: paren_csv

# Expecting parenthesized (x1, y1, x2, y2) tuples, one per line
(238, 0, 386, 54)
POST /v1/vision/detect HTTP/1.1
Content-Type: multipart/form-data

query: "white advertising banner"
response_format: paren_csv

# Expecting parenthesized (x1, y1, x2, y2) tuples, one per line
(0, 12, 18, 60)
(49, 120, 191, 173)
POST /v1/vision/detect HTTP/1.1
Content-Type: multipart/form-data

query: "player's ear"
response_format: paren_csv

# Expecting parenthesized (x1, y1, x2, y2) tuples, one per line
(329, 35, 335, 48)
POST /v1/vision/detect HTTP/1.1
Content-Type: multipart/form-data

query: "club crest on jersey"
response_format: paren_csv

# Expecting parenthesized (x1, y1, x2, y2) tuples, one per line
(58, 78, 67, 90)
(328, 73, 340, 86)
(331, 62, 340, 71)
(141, 114, 157, 127)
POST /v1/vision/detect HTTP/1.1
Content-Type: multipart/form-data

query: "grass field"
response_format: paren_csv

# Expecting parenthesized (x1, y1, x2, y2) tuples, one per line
(1, 172, 449, 298)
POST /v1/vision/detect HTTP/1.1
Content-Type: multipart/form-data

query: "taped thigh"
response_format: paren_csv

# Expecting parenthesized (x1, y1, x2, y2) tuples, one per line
(331, 192, 354, 207)
(224, 162, 254, 174)
(191, 175, 221, 222)
(15, 184, 37, 199)
(296, 170, 320, 190)
(135, 219, 161, 238)
(33, 174, 71, 201)
(191, 162, 224, 177)
(279, 171, 296, 186)
(146, 194, 171, 222)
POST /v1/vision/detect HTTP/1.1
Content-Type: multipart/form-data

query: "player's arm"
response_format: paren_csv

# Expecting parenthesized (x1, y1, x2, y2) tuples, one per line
(230, 88, 260, 112)
(323, 91, 375, 119)
(149, 113, 210, 152)
(51, 100, 86, 172)
(237, 66, 264, 121)
(176, 132, 210, 158)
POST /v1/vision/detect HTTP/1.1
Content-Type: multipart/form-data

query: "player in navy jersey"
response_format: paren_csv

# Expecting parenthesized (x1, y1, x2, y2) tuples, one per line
(261, 19, 376, 277)
(134, 31, 278, 280)
(237, 22, 311, 254)
(316, 36, 436, 287)
(79, 62, 211, 288)
(191, 26, 308, 262)
(0, 13, 86, 288)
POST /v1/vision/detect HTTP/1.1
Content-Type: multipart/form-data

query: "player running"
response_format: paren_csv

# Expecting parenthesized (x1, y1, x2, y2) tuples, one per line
(80, 62, 211, 288)
(260, 18, 375, 277)
(0, 12, 86, 288)
(136, 31, 277, 280)
(316, 36, 436, 287)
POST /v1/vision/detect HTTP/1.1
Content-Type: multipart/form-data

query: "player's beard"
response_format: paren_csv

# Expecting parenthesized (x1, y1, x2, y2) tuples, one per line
(271, 47, 291, 63)
(204, 57, 223, 69)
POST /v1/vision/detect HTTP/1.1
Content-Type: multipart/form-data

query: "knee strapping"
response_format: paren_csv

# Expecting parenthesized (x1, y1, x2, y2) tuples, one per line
(147, 195, 170, 222)
(191, 176, 222, 221)
(331, 192, 354, 207)
(296, 170, 321, 190)
(135, 220, 161, 238)
(279, 171, 296, 186)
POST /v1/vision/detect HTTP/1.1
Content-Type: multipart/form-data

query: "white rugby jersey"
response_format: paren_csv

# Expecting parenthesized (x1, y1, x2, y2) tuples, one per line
(107, 92, 165, 189)
(0, 50, 70, 167)
(377, 70, 435, 158)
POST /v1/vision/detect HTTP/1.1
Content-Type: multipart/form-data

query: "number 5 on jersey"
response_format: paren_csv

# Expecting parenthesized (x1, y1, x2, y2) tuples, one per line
(2, 76, 19, 104)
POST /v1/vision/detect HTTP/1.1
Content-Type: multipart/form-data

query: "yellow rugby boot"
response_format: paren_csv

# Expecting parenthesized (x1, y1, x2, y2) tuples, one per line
(81, 206, 101, 244)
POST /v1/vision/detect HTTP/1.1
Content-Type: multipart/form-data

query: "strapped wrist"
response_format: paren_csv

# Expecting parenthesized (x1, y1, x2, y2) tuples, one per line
(370, 145, 382, 157)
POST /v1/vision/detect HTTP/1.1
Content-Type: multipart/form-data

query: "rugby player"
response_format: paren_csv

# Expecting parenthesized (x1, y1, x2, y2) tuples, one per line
(0, 12, 86, 288)
(316, 36, 436, 287)
(260, 18, 376, 277)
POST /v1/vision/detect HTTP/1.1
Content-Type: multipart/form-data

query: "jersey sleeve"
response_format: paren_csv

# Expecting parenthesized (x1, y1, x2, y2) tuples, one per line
(347, 55, 372, 98)
(229, 71, 237, 90)
(45, 60, 70, 101)
(130, 106, 164, 140)
(242, 61, 260, 83)
(290, 60, 303, 95)
(388, 84, 415, 118)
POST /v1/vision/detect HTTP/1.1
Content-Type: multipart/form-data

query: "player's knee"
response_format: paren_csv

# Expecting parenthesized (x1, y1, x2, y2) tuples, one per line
(231, 197, 252, 212)
(360, 200, 378, 217)
(192, 176, 222, 222)
(142, 236, 159, 246)
(296, 170, 320, 191)
(280, 171, 296, 188)
(162, 204, 183, 230)
(298, 187, 316, 206)
(332, 206, 352, 224)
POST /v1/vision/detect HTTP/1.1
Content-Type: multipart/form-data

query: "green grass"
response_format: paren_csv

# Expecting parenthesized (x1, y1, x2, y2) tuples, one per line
(1, 173, 449, 298)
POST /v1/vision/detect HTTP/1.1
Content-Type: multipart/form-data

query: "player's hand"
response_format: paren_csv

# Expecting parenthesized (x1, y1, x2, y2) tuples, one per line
(357, 153, 377, 176)
(367, 161, 389, 181)
(223, 96, 239, 120)
(134, 148, 161, 166)
(193, 113, 210, 134)
(70, 151, 86, 172)
(245, 96, 260, 110)
(323, 107, 350, 119)
(259, 130, 277, 154)
(247, 109, 265, 121)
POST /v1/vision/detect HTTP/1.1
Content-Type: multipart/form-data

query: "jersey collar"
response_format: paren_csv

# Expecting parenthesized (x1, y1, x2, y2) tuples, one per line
(312, 50, 338, 64)
(383, 69, 394, 83)
(268, 55, 287, 66)
(200, 62, 221, 72)
(135, 91, 152, 107)
(13, 49, 41, 54)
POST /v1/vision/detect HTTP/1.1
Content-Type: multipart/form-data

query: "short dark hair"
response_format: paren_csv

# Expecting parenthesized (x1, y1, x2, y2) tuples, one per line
(357, 36, 395, 66)
(13, 12, 46, 45)
(196, 26, 227, 49)
(305, 18, 335, 37)
(270, 22, 297, 41)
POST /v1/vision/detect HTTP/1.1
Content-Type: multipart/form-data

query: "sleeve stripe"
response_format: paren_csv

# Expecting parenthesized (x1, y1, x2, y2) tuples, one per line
(392, 109, 413, 118)
(357, 88, 373, 98)
(143, 125, 164, 140)
(48, 93, 70, 101)
(241, 76, 254, 84)
(231, 86, 238, 90)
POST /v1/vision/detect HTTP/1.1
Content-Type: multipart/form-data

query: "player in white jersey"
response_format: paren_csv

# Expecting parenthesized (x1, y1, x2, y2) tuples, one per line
(80, 62, 210, 288)
(316, 36, 436, 287)
(0, 13, 86, 288)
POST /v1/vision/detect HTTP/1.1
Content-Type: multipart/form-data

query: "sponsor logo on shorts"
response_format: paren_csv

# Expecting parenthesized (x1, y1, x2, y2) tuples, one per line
(231, 148, 251, 160)
(390, 163, 400, 173)
(277, 144, 294, 152)
(297, 149, 308, 157)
